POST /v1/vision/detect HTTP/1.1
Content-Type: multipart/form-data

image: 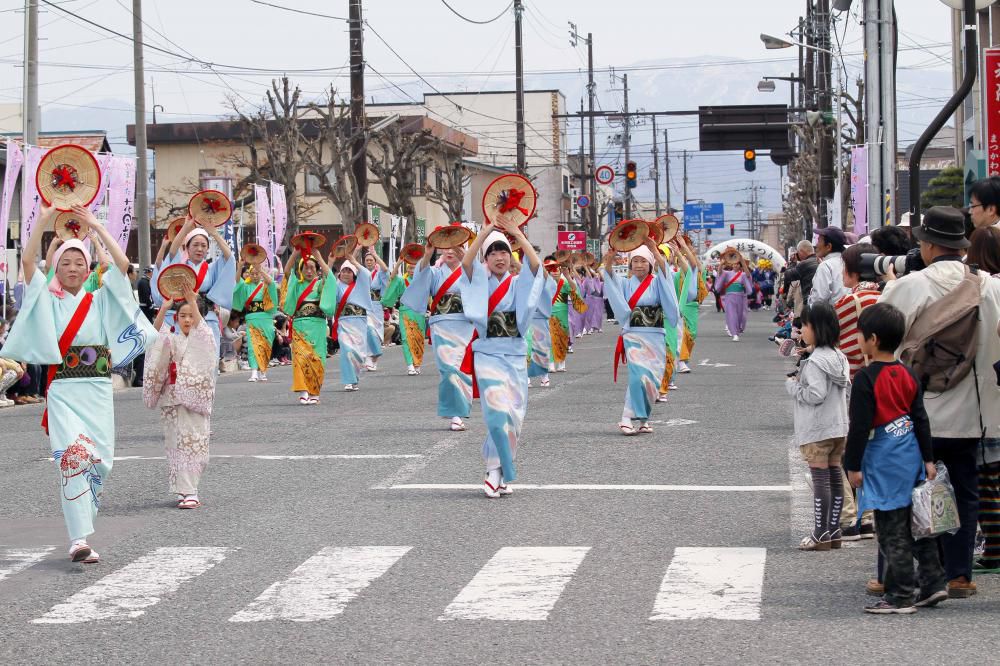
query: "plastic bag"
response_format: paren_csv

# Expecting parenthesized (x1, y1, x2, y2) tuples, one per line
(911, 462, 961, 540)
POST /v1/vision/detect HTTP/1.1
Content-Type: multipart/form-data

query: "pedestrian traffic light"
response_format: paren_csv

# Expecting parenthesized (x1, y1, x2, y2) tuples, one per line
(729, 224, 735, 236)
(626, 161, 638, 189)
(743, 149, 756, 172)
(614, 201, 623, 222)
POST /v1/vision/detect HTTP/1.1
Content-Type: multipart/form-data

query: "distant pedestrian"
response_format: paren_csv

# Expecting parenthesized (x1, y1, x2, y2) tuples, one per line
(787, 302, 850, 551)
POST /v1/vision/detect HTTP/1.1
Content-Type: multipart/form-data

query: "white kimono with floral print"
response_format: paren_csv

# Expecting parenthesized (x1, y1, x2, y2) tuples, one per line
(143, 320, 217, 495)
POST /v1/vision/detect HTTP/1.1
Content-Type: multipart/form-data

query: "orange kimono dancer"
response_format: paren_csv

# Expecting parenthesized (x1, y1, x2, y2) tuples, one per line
(282, 271, 336, 397)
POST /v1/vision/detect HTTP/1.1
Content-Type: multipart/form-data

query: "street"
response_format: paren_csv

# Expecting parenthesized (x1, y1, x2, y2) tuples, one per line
(1, 307, 996, 664)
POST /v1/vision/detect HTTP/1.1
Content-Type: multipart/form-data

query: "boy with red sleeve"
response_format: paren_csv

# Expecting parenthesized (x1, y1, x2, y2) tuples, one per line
(845, 303, 947, 614)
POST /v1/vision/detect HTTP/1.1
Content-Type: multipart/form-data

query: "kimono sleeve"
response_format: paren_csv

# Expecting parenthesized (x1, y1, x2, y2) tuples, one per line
(381, 275, 405, 308)
(282, 274, 303, 314)
(319, 277, 339, 317)
(601, 268, 632, 325)
(233, 280, 251, 312)
(655, 267, 680, 328)
(459, 262, 489, 337)
(204, 253, 237, 310)
(401, 264, 433, 313)
(0, 270, 60, 364)
(97, 267, 159, 369)
(685, 267, 698, 303)
(514, 263, 545, 338)
(142, 324, 173, 409)
(352, 269, 377, 315)
(535, 274, 557, 319)
(264, 282, 279, 315)
(372, 269, 388, 292)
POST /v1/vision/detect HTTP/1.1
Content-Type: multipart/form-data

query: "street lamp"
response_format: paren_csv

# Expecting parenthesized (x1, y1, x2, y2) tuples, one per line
(759, 33, 844, 228)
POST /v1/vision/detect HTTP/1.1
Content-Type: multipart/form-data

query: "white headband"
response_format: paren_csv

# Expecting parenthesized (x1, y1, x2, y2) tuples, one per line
(481, 230, 511, 259)
(629, 245, 655, 267)
(184, 228, 210, 246)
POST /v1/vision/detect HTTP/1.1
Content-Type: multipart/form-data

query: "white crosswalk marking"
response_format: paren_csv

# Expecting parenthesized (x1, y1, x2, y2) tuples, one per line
(229, 546, 412, 622)
(32, 547, 232, 624)
(0, 546, 55, 584)
(650, 547, 766, 621)
(441, 547, 590, 621)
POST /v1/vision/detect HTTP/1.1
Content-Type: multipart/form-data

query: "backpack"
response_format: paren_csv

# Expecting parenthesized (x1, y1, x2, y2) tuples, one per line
(900, 265, 983, 393)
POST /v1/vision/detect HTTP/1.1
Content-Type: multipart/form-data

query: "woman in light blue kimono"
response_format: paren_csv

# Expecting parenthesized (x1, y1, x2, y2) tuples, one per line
(1, 204, 156, 563)
(602, 239, 679, 436)
(460, 222, 543, 498)
(152, 216, 237, 356)
(363, 252, 388, 371)
(403, 244, 475, 432)
(329, 250, 375, 392)
(526, 261, 559, 388)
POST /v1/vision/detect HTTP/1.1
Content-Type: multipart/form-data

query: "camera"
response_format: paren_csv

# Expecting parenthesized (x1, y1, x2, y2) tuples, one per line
(857, 248, 925, 282)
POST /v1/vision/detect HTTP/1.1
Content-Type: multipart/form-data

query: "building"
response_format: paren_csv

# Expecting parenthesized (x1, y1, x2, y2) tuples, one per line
(896, 128, 958, 217)
(951, 2, 1000, 189)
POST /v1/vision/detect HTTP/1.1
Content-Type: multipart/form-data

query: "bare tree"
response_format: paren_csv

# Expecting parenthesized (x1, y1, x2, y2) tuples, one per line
(782, 123, 821, 247)
(425, 148, 468, 223)
(367, 119, 437, 243)
(229, 77, 308, 250)
(300, 87, 367, 234)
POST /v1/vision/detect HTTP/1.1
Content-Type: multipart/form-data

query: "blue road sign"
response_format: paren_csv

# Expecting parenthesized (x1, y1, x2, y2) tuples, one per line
(683, 202, 725, 229)
(576, 194, 590, 208)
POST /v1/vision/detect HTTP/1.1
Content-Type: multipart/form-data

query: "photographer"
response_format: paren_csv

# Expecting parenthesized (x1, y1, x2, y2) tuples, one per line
(870, 225, 913, 257)
(782, 241, 818, 311)
(878, 206, 1000, 598)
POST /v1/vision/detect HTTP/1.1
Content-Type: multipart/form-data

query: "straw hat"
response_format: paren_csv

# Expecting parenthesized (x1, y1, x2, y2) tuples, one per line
(330, 235, 359, 260)
(157, 264, 197, 300)
(355, 222, 380, 247)
(400, 242, 425, 265)
(240, 243, 268, 265)
(482, 174, 537, 229)
(188, 190, 232, 227)
(37, 144, 102, 211)
(608, 219, 650, 252)
(291, 231, 326, 256)
(655, 213, 680, 243)
(53, 211, 91, 241)
(428, 222, 473, 249)
(164, 217, 187, 243)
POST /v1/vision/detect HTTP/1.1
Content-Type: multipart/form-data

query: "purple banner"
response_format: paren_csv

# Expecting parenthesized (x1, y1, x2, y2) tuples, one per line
(0, 140, 24, 294)
(88, 152, 113, 214)
(269, 181, 287, 255)
(850, 146, 868, 236)
(105, 156, 137, 251)
(255, 184, 274, 267)
(20, 145, 44, 243)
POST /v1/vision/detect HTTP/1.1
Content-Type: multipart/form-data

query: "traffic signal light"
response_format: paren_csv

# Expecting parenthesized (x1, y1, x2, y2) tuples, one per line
(614, 201, 624, 222)
(729, 224, 735, 236)
(625, 161, 637, 188)
(706, 228, 711, 236)
(743, 149, 756, 172)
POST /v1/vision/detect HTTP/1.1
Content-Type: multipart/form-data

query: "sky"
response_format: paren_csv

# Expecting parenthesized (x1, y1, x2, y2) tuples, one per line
(0, 0, 958, 229)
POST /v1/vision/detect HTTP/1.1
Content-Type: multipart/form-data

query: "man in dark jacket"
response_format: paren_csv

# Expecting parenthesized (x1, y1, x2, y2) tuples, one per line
(137, 266, 155, 323)
(782, 240, 818, 300)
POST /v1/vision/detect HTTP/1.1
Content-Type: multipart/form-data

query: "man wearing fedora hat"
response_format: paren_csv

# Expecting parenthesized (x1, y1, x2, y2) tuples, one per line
(879, 205, 1000, 599)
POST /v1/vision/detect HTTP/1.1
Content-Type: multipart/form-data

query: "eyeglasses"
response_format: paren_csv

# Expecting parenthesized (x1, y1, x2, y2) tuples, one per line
(968, 203, 984, 210)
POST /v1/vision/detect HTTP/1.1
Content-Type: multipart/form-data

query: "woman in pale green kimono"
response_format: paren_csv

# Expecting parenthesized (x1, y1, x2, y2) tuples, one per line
(281, 249, 336, 405)
(233, 262, 278, 382)
(380, 258, 427, 376)
(0, 204, 157, 563)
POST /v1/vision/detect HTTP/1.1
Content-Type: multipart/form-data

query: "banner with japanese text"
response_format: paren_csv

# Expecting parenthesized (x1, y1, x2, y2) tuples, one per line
(255, 184, 274, 267)
(19, 145, 44, 243)
(105, 156, 136, 251)
(269, 181, 286, 255)
(850, 146, 868, 236)
(985, 48, 1000, 176)
(0, 140, 24, 295)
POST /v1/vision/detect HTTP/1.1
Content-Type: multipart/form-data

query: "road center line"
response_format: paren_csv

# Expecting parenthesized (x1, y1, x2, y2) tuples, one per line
(384, 483, 791, 492)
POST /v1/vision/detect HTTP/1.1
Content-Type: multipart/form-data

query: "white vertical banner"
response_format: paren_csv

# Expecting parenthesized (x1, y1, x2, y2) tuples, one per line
(19, 145, 44, 243)
(88, 153, 113, 214)
(254, 184, 274, 267)
(0, 140, 24, 300)
(269, 181, 286, 255)
(105, 156, 137, 252)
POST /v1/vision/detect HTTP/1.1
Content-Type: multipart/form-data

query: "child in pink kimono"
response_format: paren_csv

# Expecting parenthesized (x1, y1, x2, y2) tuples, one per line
(144, 288, 217, 509)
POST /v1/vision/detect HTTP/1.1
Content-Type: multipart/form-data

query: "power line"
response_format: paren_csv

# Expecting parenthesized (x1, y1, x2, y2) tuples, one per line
(249, 0, 347, 21)
(439, 0, 512, 25)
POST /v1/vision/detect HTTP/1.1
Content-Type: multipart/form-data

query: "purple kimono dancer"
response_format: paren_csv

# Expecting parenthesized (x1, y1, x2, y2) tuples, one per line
(714, 269, 753, 337)
(584, 276, 604, 332)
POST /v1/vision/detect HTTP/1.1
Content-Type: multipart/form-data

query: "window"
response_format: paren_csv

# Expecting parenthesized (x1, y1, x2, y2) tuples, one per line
(198, 168, 217, 180)
(563, 175, 569, 194)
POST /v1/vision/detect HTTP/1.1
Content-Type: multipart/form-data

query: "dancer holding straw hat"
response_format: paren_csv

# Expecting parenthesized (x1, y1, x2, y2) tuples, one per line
(233, 244, 278, 383)
(282, 238, 335, 405)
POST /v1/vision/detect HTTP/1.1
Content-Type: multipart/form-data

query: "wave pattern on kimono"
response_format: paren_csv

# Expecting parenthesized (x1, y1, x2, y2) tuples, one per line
(403, 264, 474, 418)
(333, 270, 375, 385)
(143, 320, 217, 496)
(0, 269, 157, 541)
(460, 262, 544, 482)
(527, 274, 557, 378)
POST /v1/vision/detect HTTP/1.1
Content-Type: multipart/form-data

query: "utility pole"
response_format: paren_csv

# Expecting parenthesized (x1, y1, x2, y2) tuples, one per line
(133, 0, 150, 268)
(652, 115, 661, 216)
(579, 98, 586, 226)
(349, 0, 368, 210)
(570, 24, 598, 237)
(622, 73, 631, 218)
(816, 0, 833, 228)
(664, 130, 670, 212)
(514, 0, 526, 174)
(22, 0, 38, 146)
(682, 148, 688, 205)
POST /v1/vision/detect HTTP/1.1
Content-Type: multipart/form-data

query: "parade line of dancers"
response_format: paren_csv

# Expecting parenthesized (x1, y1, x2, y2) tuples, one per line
(2, 204, 716, 562)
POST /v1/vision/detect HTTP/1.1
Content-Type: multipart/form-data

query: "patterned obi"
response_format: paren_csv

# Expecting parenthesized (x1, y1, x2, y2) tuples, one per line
(487, 311, 519, 338)
(630, 305, 663, 328)
(341, 303, 366, 317)
(553, 292, 568, 305)
(433, 293, 464, 316)
(246, 300, 270, 315)
(53, 345, 111, 381)
(370, 290, 381, 301)
(295, 302, 325, 319)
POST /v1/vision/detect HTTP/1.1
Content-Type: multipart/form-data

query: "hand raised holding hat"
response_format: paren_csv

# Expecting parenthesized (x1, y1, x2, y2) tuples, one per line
(38, 201, 59, 230)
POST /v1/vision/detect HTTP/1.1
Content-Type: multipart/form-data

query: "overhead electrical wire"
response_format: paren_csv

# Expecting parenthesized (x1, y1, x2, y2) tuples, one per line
(439, 0, 512, 25)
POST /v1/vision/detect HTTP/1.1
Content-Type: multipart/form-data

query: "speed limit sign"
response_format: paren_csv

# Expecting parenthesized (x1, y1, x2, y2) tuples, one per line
(595, 165, 615, 185)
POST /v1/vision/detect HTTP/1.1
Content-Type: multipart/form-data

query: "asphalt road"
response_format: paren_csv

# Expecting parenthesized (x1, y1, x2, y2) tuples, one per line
(2, 306, 997, 665)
